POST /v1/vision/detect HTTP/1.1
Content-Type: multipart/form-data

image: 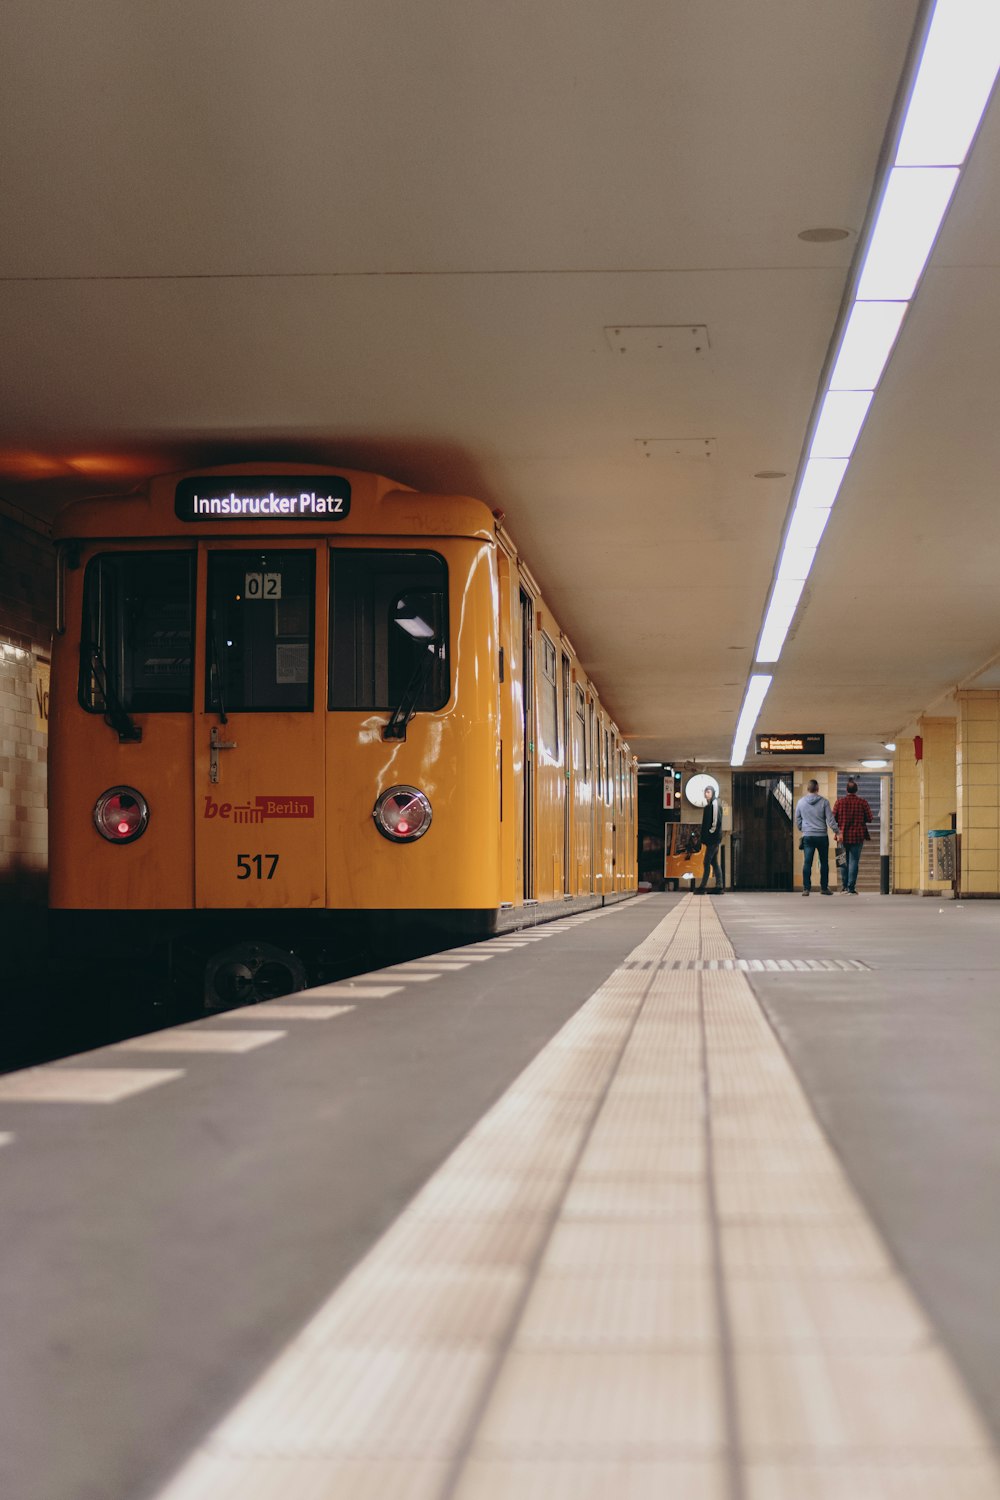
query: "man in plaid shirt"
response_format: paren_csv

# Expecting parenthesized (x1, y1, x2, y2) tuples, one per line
(832, 779, 873, 894)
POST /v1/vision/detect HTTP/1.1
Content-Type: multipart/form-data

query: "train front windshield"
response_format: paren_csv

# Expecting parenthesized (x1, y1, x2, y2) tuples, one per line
(79, 546, 450, 720)
(207, 550, 315, 713)
(79, 551, 195, 715)
(329, 550, 448, 711)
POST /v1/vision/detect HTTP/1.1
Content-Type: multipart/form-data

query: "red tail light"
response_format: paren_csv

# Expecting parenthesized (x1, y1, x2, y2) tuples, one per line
(372, 786, 432, 843)
(93, 787, 149, 844)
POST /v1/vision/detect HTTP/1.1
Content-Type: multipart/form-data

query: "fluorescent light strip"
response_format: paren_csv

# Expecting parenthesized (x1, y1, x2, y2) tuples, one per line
(809, 390, 875, 459)
(855, 166, 959, 300)
(774, 542, 817, 586)
(828, 301, 907, 391)
(783, 502, 833, 555)
(737, 3, 1000, 761)
(796, 457, 849, 510)
(731, 674, 772, 767)
(896, 0, 1000, 167)
(756, 578, 806, 665)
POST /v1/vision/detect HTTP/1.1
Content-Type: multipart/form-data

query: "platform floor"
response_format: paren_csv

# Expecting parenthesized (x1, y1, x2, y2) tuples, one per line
(1, 892, 999, 1500)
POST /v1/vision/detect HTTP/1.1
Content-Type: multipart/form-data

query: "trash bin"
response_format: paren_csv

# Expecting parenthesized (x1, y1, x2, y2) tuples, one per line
(927, 830, 956, 881)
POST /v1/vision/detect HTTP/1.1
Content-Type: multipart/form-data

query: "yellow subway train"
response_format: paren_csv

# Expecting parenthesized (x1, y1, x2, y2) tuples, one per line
(48, 464, 637, 1006)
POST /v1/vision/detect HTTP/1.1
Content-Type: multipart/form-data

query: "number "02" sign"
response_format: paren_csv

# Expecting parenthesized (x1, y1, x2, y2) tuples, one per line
(244, 572, 282, 600)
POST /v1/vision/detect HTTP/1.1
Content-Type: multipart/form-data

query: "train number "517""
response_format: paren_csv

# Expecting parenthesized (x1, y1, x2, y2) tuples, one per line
(236, 853, 280, 880)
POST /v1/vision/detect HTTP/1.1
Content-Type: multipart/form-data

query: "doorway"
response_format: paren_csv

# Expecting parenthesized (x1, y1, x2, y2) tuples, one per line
(730, 770, 794, 890)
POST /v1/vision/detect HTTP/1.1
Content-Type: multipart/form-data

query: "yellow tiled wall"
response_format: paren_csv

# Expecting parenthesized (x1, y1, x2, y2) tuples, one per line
(917, 716, 956, 896)
(956, 692, 1000, 895)
(0, 511, 53, 908)
(892, 743, 920, 892)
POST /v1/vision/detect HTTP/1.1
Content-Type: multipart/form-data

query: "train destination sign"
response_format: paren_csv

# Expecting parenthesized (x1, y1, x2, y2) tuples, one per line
(175, 476, 351, 522)
(755, 733, 825, 755)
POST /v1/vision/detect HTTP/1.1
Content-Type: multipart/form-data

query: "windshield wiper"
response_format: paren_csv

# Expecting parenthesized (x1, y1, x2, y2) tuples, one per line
(383, 645, 437, 741)
(87, 640, 142, 742)
(207, 623, 229, 725)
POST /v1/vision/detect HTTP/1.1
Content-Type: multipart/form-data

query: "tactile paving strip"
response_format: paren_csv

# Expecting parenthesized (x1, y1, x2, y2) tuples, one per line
(151, 896, 1000, 1500)
(657, 958, 871, 971)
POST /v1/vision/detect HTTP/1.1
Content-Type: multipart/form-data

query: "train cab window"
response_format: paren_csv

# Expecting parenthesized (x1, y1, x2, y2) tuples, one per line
(329, 550, 448, 710)
(206, 550, 314, 712)
(80, 551, 194, 714)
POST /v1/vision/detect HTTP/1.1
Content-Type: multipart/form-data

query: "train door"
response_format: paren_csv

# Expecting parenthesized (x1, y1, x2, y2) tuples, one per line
(194, 542, 327, 909)
(520, 589, 535, 900)
(495, 548, 520, 903)
(572, 683, 590, 892)
(605, 727, 614, 891)
(614, 745, 622, 891)
(561, 652, 571, 894)
(588, 697, 597, 892)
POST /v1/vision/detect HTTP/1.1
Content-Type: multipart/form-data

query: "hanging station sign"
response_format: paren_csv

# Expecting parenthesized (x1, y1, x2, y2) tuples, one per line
(755, 733, 825, 755)
(175, 476, 352, 522)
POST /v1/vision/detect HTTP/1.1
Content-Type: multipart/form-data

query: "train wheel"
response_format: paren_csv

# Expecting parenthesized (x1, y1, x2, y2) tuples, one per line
(204, 941, 307, 1010)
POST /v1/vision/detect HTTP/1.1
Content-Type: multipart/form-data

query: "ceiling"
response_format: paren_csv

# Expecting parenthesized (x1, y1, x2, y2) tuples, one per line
(2, 0, 998, 768)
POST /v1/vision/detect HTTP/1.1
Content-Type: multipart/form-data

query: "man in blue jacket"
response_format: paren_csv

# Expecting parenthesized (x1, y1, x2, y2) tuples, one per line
(794, 779, 840, 896)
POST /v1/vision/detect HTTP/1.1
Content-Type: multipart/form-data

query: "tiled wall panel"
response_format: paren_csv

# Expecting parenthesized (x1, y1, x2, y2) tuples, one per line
(0, 510, 54, 906)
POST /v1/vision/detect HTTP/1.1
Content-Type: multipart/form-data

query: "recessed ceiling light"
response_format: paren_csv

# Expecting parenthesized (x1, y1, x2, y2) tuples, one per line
(861, 758, 889, 769)
(798, 227, 851, 242)
(754, 470, 787, 479)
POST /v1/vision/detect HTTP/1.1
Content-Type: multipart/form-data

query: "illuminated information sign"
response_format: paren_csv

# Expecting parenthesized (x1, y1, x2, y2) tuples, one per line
(755, 733, 825, 755)
(175, 475, 351, 522)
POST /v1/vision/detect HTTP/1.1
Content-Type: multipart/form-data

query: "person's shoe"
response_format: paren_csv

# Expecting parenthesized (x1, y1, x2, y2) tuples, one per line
(848, 887, 857, 894)
(802, 889, 810, 897)
(821, 887, 832, 895)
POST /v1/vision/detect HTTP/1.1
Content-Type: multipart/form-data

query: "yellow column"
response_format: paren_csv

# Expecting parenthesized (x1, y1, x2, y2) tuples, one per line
(892, 741, 920, 892)
(917, 716, 957, 896)
(956, 691, 1000, 897)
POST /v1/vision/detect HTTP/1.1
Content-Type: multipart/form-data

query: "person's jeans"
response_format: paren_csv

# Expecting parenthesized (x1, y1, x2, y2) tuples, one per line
(840, 841, 863, 891)
(802, 835, 829, 891)
(698, 840, 723, 890)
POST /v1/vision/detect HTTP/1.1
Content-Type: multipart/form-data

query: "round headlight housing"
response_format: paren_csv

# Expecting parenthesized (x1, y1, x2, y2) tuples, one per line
(372, 786, 433, 843)
(93, 786, 149, 844)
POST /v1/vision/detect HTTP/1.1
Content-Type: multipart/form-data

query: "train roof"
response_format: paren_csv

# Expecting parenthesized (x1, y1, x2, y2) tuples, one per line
(52, 464, 496, 542)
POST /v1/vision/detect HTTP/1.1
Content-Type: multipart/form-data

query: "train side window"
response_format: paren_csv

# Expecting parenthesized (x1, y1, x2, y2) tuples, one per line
(574, 685, 588, 778)
(538, 632, 558, 759)
(206, 550, 314, 712)
(79, 551, 194, 714)
(329, 550, 449, 710)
